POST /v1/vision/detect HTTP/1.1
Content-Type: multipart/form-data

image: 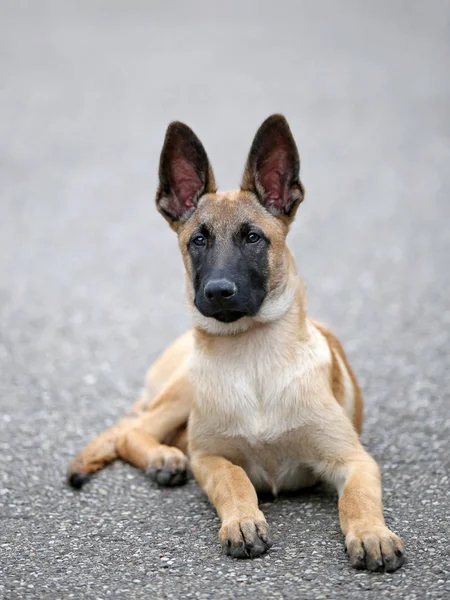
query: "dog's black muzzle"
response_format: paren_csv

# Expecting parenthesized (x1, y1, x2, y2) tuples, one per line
(195, 278, 258, 323)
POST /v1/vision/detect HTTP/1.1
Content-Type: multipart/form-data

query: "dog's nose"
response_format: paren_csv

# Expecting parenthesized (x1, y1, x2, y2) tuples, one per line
(204, 279, 237, 303)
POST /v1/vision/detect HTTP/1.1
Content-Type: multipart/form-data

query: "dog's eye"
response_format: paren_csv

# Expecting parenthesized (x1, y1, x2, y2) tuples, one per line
(246, 232, 260, 244)
(192, 235, 206, 247)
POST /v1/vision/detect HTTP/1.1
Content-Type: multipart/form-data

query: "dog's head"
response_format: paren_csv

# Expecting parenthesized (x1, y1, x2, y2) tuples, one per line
(156, 114, 305, 334)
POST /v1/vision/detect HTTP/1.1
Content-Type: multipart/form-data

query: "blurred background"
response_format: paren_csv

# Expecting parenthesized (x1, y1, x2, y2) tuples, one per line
(1, 1, 449, 598)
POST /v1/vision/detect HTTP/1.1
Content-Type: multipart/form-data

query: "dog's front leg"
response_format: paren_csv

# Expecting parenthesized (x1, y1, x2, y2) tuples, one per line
(336, 452, 405, 572)
(190, 454, 273, 558)
(307, 403, 406, 572)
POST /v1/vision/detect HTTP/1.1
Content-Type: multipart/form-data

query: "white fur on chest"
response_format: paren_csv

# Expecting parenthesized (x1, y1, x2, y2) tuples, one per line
(191, 321, 332, 443)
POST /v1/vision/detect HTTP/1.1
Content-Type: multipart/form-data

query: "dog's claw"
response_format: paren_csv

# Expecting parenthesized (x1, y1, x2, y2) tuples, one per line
(260, 534, 273, 548)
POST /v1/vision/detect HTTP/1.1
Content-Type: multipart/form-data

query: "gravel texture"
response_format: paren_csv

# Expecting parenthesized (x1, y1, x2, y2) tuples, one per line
(1, 1, 449, 598)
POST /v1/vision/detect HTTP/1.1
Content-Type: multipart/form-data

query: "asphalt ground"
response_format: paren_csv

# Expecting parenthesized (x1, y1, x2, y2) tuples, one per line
(0, 1, 449, 598)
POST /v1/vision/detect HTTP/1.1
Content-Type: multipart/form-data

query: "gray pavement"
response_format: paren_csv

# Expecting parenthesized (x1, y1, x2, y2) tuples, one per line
(0, 1, 449, 598)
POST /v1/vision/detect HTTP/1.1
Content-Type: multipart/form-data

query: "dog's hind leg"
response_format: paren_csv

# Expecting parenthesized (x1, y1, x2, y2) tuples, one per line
(67, 368, 192, 489)
(164, 424, 188, 454)
(67, 396, 147, 489)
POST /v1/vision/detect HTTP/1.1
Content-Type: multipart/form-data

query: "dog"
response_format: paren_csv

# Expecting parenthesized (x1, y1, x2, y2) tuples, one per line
(68, 114, 405, 572)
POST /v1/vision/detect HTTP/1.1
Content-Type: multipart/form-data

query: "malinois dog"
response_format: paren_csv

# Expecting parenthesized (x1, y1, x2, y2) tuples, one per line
(68, 115, 405, 572)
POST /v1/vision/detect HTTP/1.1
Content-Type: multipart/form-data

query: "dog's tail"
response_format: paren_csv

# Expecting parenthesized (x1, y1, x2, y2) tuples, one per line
(67, 396, 146, 489)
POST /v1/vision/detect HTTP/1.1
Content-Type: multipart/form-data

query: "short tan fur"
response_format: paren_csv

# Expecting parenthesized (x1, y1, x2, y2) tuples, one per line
(68, 115, 405, 572)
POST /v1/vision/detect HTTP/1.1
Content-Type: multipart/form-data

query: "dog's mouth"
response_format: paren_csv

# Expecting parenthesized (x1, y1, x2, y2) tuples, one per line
(211, 310, 248, 323)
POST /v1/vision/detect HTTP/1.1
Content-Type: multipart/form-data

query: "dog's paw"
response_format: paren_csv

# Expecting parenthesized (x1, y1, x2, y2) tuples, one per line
(145, 445, 188, 487)
(345, 525, 405, 572)
(220, 517, 272, 559)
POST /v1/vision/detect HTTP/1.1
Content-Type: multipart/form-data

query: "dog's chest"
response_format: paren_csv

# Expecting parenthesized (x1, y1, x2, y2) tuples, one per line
(191, 323, 329, 442)
(190, 323, 332, 492)
(217, 366, 299, 442)
(195, 352, 285, 438)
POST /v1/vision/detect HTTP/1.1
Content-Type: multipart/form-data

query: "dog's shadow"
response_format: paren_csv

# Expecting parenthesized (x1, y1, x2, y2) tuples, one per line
(257, 482, 340, 529)
(258, 482, 337, 505)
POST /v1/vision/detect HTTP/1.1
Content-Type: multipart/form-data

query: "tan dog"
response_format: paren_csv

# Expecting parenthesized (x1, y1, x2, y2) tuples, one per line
(68, 115, 405, 572)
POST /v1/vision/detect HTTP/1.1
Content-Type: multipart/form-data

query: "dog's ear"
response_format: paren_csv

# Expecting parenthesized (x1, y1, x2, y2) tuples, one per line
(241, 114, 304, 221)
(156, 122, 216, 228)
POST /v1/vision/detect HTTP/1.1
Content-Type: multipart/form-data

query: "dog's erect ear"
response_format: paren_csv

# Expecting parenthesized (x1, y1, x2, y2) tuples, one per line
(156, 122, 216, 228)
(241, 114, 304, 220)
